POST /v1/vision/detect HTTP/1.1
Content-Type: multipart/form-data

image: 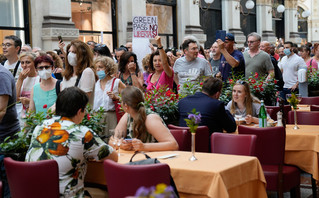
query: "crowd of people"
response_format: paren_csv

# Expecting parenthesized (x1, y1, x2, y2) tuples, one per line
(0, 32, 318, 197)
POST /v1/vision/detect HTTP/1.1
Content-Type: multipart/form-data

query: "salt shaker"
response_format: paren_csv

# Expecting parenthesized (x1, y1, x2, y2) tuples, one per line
(277, 111, 283, 127)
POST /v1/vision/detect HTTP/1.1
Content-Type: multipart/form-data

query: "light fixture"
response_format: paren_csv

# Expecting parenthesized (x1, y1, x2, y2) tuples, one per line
(235, 0, 255, 16)
(301, 10, 311, 18)
(193, 0, 215, 11)
(268, 4, 285, 19)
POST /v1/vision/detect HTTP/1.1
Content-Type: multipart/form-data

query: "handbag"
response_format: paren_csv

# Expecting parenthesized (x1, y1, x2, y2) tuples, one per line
(110, 78, 124, 122)
(127, 151, 180, 198)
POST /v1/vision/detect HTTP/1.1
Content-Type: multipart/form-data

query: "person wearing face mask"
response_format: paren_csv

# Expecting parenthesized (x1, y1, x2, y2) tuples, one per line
(93, 56, 126, 137)
(28, 55, 59, 115)
(62, 40, 96, 106)
(278, 41, 307, 102)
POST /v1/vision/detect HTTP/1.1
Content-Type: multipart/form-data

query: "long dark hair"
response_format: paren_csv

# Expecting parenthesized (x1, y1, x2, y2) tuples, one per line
(121, 86, 148, 142)
(118, 51, 140, 74)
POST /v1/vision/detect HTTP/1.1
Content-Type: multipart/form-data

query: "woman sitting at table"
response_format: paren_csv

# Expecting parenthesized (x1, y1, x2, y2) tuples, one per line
(111, 86, 178, 151)
(226, 80, 261, 124)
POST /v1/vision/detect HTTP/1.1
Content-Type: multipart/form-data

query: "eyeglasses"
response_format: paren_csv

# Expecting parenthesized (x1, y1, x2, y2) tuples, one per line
(236, 80, 247, 85)
(2, 43, 13, 48)
(96, 44, 106, 48)
(37, 65, 52, 70)
(247, 40, 258, 44)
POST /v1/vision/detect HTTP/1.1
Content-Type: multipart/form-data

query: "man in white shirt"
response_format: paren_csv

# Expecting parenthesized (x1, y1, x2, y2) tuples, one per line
(278, 41, 307, 101)
(1, 35, 22, 81)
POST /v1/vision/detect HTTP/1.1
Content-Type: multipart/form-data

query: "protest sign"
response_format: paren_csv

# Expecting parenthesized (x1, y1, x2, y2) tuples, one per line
(133, 16, 158, 39)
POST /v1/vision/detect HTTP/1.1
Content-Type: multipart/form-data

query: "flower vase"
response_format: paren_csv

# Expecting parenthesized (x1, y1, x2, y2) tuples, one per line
(189, 133, 197, 161)
(293, 109, 299, 130)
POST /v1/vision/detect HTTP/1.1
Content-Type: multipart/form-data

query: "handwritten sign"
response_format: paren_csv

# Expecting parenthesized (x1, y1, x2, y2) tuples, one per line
(133, 16, 158, 39)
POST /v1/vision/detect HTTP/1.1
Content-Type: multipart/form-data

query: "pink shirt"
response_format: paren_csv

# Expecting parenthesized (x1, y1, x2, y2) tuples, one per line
(146, 69, 174, 91)
(306, 59, 318, 72)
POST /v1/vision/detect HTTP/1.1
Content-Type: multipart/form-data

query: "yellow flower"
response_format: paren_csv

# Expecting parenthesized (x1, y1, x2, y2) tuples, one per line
(155, 183, 167, 194)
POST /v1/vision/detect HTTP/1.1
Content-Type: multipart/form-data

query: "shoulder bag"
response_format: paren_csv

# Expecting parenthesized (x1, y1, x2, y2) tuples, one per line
(110, 78, 124, 122)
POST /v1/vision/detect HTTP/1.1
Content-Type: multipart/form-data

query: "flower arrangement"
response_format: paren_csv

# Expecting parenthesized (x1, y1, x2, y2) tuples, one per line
(135, 183, 177, 198)
(178, 77, 205, 99)
(0, 104, 105, 160)
(144, 86, 179, 124)
(286, 93, 301, 110)
(308, 69, 319, 89)
(184, 108, 201, 133)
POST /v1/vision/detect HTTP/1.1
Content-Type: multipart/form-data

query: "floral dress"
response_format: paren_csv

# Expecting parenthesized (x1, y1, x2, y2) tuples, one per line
(25, 117, 113, 198)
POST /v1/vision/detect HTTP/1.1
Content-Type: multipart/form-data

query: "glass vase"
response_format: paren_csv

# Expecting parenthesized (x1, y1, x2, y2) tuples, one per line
(189, 133, 197, 161)
(293, 109, 299, 130)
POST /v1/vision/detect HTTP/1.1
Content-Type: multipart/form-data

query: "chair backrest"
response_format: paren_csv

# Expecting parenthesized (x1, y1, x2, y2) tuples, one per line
(211, 133, 257, 156)
(103, 159, 171, 198)
(287, 111, 319, 125)
(311, 105, 319, 111)
(169, 129, 190, 151)
(4, 157, 59, 198)
(266, 105, 291, 121)
(238, 125, 285, 165)
(167, 124, 210, 152)
(299, 96, 319, 105)
(0, 181, 2, 198)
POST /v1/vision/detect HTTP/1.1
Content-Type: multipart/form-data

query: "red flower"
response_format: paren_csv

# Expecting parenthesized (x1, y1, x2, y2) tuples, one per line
(258, 84, 263, 88)
(254, 72, 259, 79)
(43, 104, 47, 109)
(200, 82, 203, 86)
(274, 80, 278, 84)
(87, 114, 91, 121)
(150, 105, 155, 111)
(229, 79, 233, 84)
(260, 87, 264, 91)
(253, 85, 258, 90)
(250, 79, 256, 84)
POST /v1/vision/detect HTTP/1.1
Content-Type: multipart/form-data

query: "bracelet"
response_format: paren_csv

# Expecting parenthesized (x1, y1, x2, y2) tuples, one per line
(157, 46, 163, 50)
(131, 73, 136, 76)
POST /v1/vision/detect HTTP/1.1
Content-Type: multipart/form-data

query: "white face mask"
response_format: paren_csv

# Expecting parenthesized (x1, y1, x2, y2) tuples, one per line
(209, 52, 216, 58)
(38, 68, 52, 80)
(68, 52, 77, 67)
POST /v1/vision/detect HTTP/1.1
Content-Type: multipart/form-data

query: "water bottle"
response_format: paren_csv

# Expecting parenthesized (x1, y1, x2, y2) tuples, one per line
(259, 100, 267, 128)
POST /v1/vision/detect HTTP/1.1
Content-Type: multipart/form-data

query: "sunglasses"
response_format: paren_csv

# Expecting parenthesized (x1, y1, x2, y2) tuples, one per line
(236, 80, 247, 85)
(37, 65, 52, 70)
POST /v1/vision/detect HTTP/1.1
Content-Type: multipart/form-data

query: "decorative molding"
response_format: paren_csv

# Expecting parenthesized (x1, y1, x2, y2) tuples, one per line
(42, 28, 79, 40)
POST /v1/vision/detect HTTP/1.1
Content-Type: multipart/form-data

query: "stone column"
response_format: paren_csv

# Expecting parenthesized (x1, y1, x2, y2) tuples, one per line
(284, 0, 301, 44)
(176, 0, 206, 46)
(32, 0, 78, 51)
(221, 0, 246, 47)
(256, 0, 276, 44)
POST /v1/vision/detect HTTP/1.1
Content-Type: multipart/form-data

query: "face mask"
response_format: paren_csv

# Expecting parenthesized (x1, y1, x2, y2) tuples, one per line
(97, 70, 106, 80)
(284, 49, 291, 56)
(38, 68, 52, 80)
(68, 52, 77, 67)
(209, 52, 215, 58)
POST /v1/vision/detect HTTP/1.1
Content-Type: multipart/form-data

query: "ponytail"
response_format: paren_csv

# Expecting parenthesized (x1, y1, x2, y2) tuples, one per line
(133, 105, 148, 142)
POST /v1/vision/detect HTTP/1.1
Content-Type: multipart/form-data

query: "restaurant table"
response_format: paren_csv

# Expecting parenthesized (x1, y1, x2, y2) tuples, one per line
(85, 150, 267, 198)
(285, 124, 319, 180)
(297, 104, 310, 112)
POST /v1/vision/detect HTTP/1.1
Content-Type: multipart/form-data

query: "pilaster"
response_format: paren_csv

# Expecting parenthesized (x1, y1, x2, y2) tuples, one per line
(256, 0, 276, 44)
(284, 0, 301, 44)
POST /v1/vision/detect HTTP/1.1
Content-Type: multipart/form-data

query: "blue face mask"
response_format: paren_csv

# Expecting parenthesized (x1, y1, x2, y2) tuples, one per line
(97, 70, 106, 80)
(284, 48, 291, 56)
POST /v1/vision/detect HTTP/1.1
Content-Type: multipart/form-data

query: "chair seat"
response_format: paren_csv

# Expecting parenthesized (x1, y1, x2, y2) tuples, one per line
(262, 164, 300, 191)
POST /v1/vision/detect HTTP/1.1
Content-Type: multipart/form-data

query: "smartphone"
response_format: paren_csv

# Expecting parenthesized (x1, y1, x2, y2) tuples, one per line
(215, 30, 226, 42)
(58, 35, 63, 43)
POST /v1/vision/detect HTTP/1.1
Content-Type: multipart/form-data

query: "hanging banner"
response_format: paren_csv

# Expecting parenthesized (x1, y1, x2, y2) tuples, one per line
(133, 16, 158, 39)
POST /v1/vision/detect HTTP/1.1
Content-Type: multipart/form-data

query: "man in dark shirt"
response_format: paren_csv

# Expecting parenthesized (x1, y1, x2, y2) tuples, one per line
(217, 33, 245, 82)
(178, 77, 236, 135)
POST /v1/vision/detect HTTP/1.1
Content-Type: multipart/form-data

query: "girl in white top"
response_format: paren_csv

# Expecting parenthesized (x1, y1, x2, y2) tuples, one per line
(16, 52, 40, 126)
(93, 56, 126, 136)
(61, 40, 96, 106)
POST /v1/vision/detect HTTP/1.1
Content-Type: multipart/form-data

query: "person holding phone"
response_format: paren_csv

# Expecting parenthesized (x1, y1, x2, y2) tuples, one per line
(110, 86, 178, 152)
(217, 33, 245, 82)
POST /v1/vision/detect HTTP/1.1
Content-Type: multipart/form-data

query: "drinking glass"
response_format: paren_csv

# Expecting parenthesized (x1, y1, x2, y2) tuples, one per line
(234, 112, 243, 125)
(115, 131, 125, 156)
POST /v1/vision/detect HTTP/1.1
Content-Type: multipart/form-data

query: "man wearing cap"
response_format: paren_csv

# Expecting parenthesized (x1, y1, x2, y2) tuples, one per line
(243, 32, 274, 80)
(217, 33, 245, 82)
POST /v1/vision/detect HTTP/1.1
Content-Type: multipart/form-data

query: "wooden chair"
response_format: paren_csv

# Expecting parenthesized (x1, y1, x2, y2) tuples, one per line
(266, 105, 291, 121)
(4, 157, 59, 198)
(287, 111, 319, 125)
(299, 96, 319, 105)
(210, 133, 257, 156)
(103, 159, 171, 198)
(169, 129, 190, 151)
(167, 124, 210, 152)
(238, 126, 300, 198)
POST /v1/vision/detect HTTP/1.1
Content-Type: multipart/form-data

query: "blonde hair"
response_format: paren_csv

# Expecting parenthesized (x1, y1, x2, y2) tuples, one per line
(121, 86, 148, 142)
(19, 52, 37, 61)
(93, 56, 118, 76)
(230, 82, 260, 115)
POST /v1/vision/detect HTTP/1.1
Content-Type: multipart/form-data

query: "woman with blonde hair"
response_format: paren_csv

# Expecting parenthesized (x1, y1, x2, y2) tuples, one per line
(111, 86, 178, 151)
(46, 50, 63, 80)
(93, 56, 126, 136)
(61, 40, 96, 106)
(226, 81, 261, 124)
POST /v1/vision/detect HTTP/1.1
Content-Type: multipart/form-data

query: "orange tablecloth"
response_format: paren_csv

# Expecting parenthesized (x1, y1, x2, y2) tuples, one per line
(297, 104, 310, 112)
(285, 124, 319, 180)
(85, 151, 267, 198)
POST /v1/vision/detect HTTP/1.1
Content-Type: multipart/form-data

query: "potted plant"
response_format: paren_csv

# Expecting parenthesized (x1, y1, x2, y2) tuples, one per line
(308, 70, 319, 96)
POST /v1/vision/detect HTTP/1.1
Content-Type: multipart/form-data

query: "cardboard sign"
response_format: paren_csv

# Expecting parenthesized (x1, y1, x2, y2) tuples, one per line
(133, 16, 158, 39)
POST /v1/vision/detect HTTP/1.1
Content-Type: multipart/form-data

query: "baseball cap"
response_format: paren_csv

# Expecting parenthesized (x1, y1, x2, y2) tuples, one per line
(225, 33, 236, 43)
